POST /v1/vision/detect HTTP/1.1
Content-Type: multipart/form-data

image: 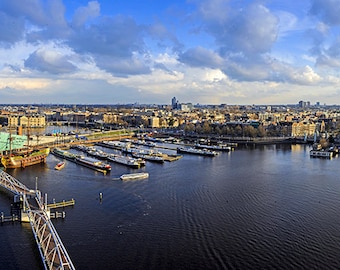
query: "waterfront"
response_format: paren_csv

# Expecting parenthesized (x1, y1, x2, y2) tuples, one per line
(1, 143, 340, 269)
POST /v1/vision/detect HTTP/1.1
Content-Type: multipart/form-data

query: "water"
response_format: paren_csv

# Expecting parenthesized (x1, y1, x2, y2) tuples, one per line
(1, 143, 340, 269)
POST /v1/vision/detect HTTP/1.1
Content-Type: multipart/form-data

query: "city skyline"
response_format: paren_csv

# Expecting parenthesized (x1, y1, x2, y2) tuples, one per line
(1, 1, 340, 105)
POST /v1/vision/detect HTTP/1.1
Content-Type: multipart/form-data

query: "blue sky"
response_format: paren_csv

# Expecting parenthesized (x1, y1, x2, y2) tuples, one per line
(1, 0, 340, 105)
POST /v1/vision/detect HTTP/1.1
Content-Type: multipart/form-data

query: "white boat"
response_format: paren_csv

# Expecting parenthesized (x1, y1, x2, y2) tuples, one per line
(107, 154, 141, 168)
(120, 172, 149, 180)
(310, 150, 333, 158)
(177, 147, 218, 157)
(195, 143, 232, 151)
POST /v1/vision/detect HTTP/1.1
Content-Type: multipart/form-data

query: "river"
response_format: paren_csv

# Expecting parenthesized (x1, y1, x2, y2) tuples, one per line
(1, 143, 340, 269)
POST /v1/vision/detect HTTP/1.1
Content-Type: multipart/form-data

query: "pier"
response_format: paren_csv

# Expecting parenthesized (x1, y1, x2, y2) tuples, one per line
(0, 170, 75, 269)
(47, 199, 76, 209)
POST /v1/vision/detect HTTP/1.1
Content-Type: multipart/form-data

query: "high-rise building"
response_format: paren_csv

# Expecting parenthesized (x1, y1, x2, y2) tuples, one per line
(171, 97, 178, 109)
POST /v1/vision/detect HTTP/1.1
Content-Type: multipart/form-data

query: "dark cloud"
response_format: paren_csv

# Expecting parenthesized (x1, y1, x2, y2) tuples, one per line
(310, 0, 340, 25)
(69, 15, 144, 56)
(95, 55, 151, 77)
(0, 12, 25, 45)
(180, 1, 280, 82)
(1, 0, 70, 42)
(196, 2, 279, 56)
(68, 15, 151, 75)
(0, 0, 49, 25)
(179, 46, 223, 68)
(24, 49, 77, 74)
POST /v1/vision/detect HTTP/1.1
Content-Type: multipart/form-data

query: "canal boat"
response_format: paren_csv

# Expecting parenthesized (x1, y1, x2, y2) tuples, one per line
(52, 148, 78, 161)
(120, 172, 149, 181)
(177, 147, 218, 157)
(310, 149, 333, 158)
(107, 154, 141, 168)
(195, 143, 232, 151)
(75, 156, 111, 173)
(131, 151, 164, 163)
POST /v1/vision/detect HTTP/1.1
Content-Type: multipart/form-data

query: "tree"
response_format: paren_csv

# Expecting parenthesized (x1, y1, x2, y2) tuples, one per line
(202, 122, 212, 134)
(257, 125, 267, 137)
(244, 125, 257, 137)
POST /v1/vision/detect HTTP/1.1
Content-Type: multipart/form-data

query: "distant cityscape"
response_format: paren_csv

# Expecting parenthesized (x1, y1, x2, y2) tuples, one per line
(0, 98, 340, 140)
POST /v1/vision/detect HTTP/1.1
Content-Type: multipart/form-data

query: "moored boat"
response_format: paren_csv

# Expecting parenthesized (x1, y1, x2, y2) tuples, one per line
(195, 143, 232, 151)
(310, 149, 333, 158)
(107, 154, 141, 168)
(131, 151, 164, 163)
(1, 147, 50, 169)
(75, 156, 111, 173)
(52, 148, 79, 161)
(120, 172, 149, 181)
(177, 147, 218, 157)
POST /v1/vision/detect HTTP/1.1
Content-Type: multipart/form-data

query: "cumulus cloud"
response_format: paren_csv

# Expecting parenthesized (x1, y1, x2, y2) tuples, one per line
(290, 65, 321, 85)
(182, 1, 280, 83)
(24, 48, 77, 74)
(71, 1, 100, 29)
(1, 0, 340, 104)
(198, 2, 279, 56)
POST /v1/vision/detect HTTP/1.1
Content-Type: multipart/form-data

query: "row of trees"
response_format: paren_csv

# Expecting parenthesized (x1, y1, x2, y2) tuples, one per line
(181, 122, 290, 137)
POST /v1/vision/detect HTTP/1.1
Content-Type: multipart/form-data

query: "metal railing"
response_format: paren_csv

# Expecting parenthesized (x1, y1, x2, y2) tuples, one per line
(0, 170, 75, 270)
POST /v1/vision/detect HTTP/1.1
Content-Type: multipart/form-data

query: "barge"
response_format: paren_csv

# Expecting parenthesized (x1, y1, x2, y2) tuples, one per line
(177, 147, 218, 157)
(75, 156, 111, 174)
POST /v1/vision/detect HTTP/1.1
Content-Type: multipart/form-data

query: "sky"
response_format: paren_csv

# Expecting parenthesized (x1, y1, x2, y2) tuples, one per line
(1, 0, 340, 105)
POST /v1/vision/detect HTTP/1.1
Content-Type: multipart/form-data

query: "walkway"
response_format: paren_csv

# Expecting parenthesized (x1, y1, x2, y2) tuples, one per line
(0, 170, 75, 270)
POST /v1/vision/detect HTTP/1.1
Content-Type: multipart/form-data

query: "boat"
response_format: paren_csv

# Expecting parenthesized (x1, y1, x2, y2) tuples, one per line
(120, 172, 149, 181)
(309, 143, 334, 159)
(95, 141, 131, 150)
(86, 148, 109, 160)
(131, 151, 164, 163)
(310, 149, 333, 158)
(1, 147, 50, 169)
(51, 148, 79, 161)
(195, 143, 232, 151)
(75, 156, 111, 173)
(0, 132, 26, 152)
(107, 154, 141, 168)
(55, 161, 65, 170)
(177, 147, 218, 157)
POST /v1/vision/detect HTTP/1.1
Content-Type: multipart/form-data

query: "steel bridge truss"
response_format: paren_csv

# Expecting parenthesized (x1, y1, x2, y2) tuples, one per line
(25, 195, 75, 270)
(0, 170, 75, 270)
(0, 170, 34, 195)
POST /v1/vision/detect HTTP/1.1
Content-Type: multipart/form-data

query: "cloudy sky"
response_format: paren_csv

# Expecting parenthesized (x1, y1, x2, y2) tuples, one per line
(1, 0, 340, 105)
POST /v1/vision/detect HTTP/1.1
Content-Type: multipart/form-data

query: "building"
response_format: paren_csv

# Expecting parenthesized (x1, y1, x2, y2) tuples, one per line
(149, 117, 160, 128)
(8, 114, 46, 128)
(171, 97, 179, 109)
(291, 122, 316, 137)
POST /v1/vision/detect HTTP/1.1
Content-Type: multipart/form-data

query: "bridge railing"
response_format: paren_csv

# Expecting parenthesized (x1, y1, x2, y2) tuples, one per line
(0, 170, 34, 195)
(24, 195, 76, 270)
(0, 170, 75, 270)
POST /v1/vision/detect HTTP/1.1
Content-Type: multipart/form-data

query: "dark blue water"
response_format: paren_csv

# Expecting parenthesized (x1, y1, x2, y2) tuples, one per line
(1, 143, 340, 269)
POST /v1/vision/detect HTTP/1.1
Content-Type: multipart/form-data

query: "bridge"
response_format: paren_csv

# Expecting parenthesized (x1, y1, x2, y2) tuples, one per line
(0, 170, 75, 270)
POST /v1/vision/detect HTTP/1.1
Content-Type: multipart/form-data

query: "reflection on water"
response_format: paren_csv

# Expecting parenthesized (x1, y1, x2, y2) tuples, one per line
(1, 144, 340, 269)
